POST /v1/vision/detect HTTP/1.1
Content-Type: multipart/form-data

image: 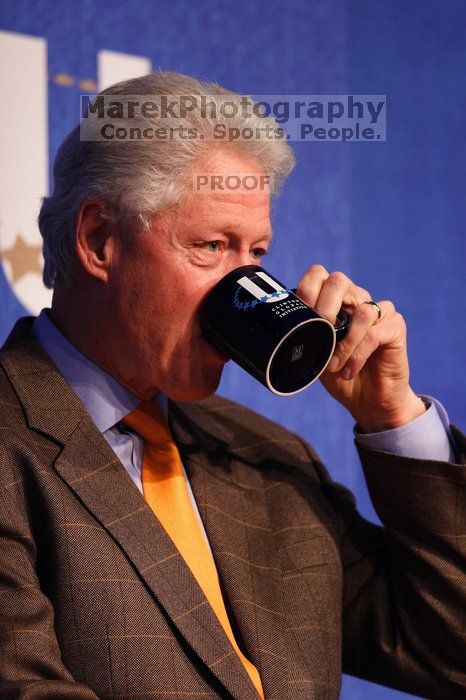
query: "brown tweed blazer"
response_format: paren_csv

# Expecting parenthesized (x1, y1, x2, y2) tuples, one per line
(0, 316, 465, 700)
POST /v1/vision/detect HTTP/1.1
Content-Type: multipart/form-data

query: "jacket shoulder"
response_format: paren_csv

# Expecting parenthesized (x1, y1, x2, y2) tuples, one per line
(189, 393, 324, 475)
(203, 393, 303, 440)
(0, 364, 60, 485)
(193, 394, 356, 506)
(0, 364, 25, 430)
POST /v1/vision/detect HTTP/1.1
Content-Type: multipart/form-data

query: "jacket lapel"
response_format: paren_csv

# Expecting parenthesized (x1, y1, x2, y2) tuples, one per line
(169, 401, 290, 700)
(52, 421, 260, 700)
(1, 317, 260, 700)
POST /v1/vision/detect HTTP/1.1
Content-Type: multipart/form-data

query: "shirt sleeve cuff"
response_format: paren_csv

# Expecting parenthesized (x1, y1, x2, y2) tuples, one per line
(354, 395, 458, 462)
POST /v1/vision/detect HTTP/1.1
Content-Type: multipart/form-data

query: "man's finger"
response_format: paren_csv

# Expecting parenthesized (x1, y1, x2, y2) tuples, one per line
(312, 271, 356, 325)
(295, 264, 329, 308)
(327, 300, 395, 373)
(337, 308, 406, 380)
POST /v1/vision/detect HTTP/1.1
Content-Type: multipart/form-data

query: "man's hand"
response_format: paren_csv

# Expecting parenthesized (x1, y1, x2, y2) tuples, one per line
(296, 265, 426, 433)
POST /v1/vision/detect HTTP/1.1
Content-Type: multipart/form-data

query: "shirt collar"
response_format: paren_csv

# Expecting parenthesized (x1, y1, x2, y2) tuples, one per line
(32, 308, 166, 433)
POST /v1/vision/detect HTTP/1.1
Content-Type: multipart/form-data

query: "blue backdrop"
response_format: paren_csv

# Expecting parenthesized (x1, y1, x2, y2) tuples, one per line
(0, 1, 464, 698)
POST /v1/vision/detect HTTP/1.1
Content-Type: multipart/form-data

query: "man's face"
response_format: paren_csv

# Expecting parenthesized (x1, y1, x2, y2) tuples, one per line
(109, 149, 273, 401)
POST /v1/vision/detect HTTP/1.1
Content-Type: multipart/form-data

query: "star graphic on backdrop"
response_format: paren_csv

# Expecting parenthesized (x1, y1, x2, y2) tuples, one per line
(0, 233, 43, 283)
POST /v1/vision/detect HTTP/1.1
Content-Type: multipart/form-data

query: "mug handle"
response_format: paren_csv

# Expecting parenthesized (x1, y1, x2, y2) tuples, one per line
(291, 289, 351, 341)
(334, 307, 351, 341)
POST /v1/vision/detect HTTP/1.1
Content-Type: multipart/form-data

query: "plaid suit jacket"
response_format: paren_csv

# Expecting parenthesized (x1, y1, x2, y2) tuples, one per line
(0, 316, 465, 700)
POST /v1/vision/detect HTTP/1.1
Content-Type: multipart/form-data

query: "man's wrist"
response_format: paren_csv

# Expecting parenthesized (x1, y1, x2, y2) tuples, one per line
(354, 395, 458, 462)
(357, 393, 427, 434)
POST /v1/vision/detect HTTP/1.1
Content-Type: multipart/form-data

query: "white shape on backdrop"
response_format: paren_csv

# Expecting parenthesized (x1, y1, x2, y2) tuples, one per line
(0, 30, 151, 315)
(0, 30, 50, 313)
(98, 50, 151, 91)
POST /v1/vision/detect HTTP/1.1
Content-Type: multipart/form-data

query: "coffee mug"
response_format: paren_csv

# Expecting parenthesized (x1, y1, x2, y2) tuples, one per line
(200, 265, 351, 396)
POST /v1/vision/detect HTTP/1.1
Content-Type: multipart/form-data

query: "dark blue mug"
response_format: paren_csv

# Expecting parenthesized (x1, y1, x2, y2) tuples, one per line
(200, 265, 350, 396)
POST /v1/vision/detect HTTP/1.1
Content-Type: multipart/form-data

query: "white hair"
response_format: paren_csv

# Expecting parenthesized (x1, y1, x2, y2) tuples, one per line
(38, 71, 296, 289)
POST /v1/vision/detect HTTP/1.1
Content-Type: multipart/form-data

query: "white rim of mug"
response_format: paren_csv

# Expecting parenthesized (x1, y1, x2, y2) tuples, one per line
(265, 317, 337, 397)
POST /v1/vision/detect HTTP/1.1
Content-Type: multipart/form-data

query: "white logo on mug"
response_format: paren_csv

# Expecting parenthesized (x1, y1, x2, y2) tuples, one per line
(237, 271, 290, 303)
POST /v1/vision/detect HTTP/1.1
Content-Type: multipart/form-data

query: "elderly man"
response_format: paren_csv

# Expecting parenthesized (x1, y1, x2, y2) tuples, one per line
(0, 72, 464, 700)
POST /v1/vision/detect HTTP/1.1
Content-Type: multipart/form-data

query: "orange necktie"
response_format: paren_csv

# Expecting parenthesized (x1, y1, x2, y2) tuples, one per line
(122, 401, 264, 699)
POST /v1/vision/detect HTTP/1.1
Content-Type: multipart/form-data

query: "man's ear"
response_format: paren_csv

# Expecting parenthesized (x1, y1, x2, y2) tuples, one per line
(75, 199, 115, 282)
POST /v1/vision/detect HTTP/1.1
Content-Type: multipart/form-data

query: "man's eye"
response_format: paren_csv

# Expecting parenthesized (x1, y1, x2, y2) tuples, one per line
(205, 241, 220, 252)
(251, 248, 266, 259)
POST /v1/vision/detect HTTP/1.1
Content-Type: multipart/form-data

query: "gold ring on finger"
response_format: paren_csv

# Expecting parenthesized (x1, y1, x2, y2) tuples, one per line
(363, 300, 382, 324)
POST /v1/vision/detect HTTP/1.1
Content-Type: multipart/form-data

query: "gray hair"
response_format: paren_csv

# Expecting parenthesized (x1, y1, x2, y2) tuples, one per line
(39, 71, 296, 289)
